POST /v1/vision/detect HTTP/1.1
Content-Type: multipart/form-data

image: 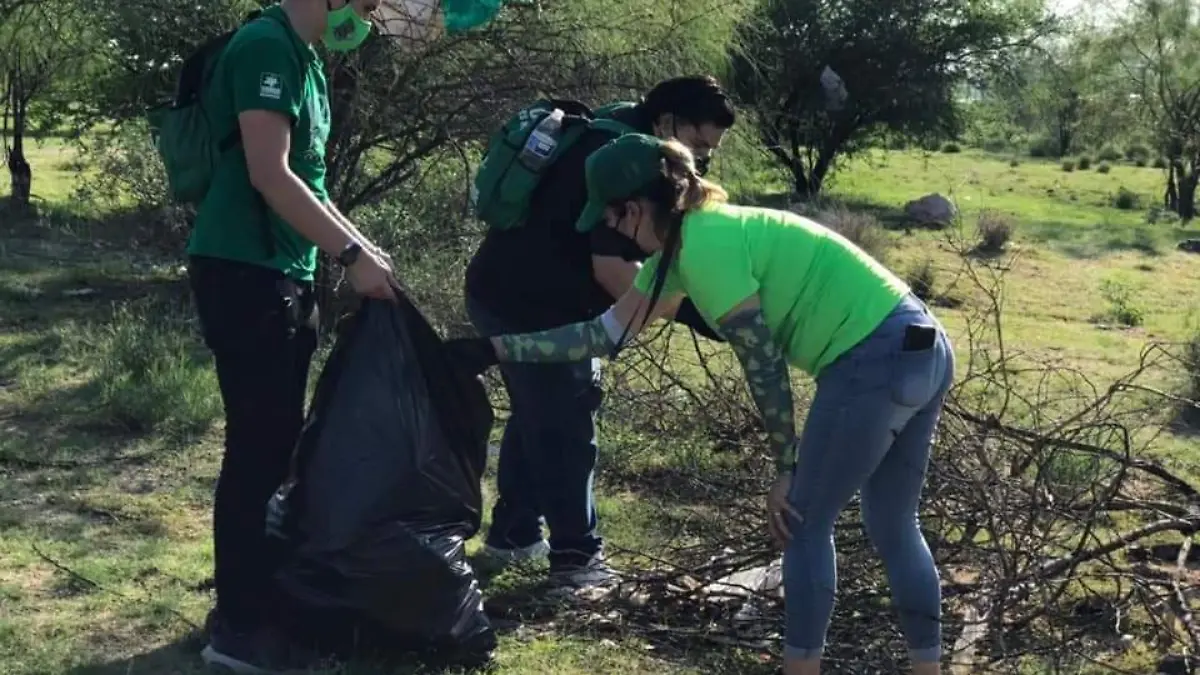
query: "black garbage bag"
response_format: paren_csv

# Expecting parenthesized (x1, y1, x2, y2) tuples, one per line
(266, 293, 496, 665)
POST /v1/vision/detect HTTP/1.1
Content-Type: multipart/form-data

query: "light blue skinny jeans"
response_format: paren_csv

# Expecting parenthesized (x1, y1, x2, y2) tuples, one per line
(783, 293, 954, 664)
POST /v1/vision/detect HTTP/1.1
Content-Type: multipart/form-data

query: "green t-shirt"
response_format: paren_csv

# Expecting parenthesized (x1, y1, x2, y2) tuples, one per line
(187, 5, 331, 281)
(634, 202, 909, 377)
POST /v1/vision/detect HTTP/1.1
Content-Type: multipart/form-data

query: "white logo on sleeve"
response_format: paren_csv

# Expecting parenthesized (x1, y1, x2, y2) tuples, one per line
(259, 72, 282, 100)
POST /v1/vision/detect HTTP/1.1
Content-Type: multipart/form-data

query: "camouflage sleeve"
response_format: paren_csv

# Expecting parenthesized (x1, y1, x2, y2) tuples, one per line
(720, 307, 797, 474)
(495, 315, 616, 362)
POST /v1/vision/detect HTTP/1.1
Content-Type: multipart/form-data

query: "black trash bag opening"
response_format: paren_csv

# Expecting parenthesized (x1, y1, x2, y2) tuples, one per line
(268, 293, 496, 665)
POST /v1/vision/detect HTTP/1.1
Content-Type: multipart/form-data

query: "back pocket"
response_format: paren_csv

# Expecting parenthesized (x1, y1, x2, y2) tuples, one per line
(889, 326, 939, 408)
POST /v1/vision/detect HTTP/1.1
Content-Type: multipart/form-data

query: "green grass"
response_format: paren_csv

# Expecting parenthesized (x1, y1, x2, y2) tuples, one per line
(3, 141, 1200, 674)
(829, 148, 1179, 257)
(0, 136, 86, 206)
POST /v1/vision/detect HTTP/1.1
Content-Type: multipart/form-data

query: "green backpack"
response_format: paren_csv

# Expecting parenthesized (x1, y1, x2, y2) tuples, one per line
(471, 98, 637, 231)
(146, 10, 289, 206)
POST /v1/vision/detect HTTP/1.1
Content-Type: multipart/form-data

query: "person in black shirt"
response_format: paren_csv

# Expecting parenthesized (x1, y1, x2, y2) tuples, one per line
(463, 75, 736, 589)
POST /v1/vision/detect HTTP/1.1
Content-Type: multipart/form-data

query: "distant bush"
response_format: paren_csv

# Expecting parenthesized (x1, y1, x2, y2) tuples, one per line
(1153, 157, 1168, 169)
(907, 258, 937, 301)
(92, 299, 222, 434)
(1113, 187, 1142, 210)
(1147, 205, 1179, 226)
(976, 210, 1015, 253)
(1097, 162, 1112, 174)
(887, 137, 908, 151)
(1061, 160, 1075, 172)
(1097, 145, 1122, 162)
(1135, 158, 1148, 168)
(1077, 156, 1092, 170)
(1125, 144, 1151, 163)
(1029, 137, 1057, 158)
(816, 206, 892, 263)
(1099, 278, 1145, 327)
(982, 137, 1010, 153)
(1184, 329, 1200, 429)
(941, 142, 962, 153)
(1009, 158, 1021, 168)
(1131, 228, 1159, 255)
(72, 120, 168, 209)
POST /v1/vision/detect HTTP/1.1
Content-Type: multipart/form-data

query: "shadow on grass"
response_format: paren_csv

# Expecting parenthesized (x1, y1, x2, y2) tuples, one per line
(61, 633, 499, 675)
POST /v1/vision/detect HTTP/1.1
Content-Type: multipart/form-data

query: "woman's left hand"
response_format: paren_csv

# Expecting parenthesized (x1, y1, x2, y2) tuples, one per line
(766, 474, 801, 547)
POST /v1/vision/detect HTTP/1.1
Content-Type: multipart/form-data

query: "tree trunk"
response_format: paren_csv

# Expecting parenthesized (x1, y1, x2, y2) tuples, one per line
(5, 77, 31, 210)
(1179, 166, 1198, 223)
(1055, 125, 1071, 158)
(1165, 162, 1179, 211)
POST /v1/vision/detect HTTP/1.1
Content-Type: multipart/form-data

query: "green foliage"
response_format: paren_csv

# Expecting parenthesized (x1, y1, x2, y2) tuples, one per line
(1097, 145, 1122, 162)
(1098, 276, 1146, 327)
(941, 142, 962, 153)
(1097, 161, 1112, 174)
(1125, 143, 1151, 163)
(71, 120, 168, 209)
(1029, 136, 1057, 158)
(1077, 155, 1092, 170)
(60, 0, 260, 128)
(90, 299, 221, 434)
(1062, 160, 1076, 172)
(1113, 186, 1142, 210)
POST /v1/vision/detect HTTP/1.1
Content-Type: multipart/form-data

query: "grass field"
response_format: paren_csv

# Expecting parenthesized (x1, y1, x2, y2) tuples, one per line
(2, 140, 1200, 674)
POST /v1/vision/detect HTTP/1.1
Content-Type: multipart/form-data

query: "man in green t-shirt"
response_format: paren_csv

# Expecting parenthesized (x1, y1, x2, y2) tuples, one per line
(188, 1, 396, 672)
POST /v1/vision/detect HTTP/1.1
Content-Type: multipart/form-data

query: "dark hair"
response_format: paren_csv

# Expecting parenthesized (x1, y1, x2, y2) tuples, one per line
(611, 140, 729, 349)
(639, 75, 736, 129)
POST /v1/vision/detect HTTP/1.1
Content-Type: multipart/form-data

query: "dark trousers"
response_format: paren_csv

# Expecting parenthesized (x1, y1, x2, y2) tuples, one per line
(188, 255, 318, 631)
(466, 296, 603, 571)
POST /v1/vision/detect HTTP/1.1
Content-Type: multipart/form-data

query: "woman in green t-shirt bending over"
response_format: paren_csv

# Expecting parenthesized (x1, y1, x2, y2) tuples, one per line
(448, 134, 954, 675)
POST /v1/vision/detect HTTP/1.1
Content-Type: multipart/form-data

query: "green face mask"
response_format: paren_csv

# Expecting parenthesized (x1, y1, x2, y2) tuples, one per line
(323, 2, 372, 52)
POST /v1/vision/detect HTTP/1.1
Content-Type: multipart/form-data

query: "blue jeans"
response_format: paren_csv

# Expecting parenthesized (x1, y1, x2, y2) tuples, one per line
(466, 296, 604, 571)
(783, 294, 954, 664)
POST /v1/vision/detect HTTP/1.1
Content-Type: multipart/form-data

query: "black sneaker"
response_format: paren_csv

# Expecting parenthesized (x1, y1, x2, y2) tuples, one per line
(200, 621, 319, 674)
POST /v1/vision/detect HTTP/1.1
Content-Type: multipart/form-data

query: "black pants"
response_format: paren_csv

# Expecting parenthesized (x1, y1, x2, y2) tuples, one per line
(188, 255, 318, 632)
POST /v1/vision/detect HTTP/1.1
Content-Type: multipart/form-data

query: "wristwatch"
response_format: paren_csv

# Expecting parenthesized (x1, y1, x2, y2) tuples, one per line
(337, 241, 363, 268)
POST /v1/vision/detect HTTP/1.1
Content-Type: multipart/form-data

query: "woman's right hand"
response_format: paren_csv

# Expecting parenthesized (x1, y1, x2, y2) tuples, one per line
(347, 251, 398, 301)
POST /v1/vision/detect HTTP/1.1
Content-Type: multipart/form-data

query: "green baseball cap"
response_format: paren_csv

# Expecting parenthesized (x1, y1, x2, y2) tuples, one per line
(574, 133, 666, 232)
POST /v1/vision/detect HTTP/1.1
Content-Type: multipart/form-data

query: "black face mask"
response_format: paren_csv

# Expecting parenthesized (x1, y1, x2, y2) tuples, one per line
(695, 155, 712, 177)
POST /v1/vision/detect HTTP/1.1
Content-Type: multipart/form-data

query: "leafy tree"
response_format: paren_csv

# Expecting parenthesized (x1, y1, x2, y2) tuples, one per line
(0, 0, 91, 209)
(58, 0, 261, 132)
(1111, 0, 1200, 220)
(730, 0, 1048, 199)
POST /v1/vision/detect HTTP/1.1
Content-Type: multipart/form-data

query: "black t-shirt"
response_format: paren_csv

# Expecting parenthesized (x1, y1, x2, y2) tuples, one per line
(464, 106, 654, 332)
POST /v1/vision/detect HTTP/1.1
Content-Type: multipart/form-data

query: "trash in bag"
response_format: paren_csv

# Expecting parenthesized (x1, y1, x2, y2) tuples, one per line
(266, 293, 496, 665)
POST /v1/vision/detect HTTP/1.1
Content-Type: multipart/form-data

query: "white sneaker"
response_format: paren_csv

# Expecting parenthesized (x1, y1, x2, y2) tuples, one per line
(481, 539, 550, 567)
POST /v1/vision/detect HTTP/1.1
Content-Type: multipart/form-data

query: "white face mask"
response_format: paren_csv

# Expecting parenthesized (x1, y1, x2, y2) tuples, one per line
(374, 0, 443, 50)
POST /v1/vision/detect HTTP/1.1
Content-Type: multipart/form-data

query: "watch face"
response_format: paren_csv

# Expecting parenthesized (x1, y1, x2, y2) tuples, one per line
(341, 244, 361, 266)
